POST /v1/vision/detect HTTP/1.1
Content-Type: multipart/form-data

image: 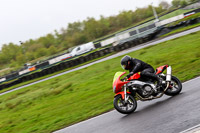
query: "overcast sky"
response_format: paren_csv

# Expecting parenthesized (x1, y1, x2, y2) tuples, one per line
(0, 0, 172, 48)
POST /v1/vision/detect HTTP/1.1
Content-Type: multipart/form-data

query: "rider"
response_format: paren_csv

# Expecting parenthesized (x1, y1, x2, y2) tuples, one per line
(120, 55, 162, 87)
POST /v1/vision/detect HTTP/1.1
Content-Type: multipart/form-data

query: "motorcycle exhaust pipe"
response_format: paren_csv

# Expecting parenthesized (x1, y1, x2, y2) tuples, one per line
(166, 66, 172, 82)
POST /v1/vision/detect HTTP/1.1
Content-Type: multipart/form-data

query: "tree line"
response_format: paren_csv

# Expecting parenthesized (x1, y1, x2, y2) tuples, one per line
(0, 0, 197, 75)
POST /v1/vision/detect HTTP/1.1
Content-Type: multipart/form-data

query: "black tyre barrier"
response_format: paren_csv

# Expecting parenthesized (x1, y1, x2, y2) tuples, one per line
(27, 75, 33, 80)
(62, 62, 70, 69)
(84, 54, 90, 61)
(113, 45, 121, 52)
(123, 42, 129, 49)
(99, 50, 105, 57)
(26, 75, 32, 80)
(37, 71, 43, 77)
(90, 52, 96, 60)
(46, 68, 52, 74)
(32, 73, 37, 79)
(91, 52, 97, 59)
(131, 39, 139, 47)
(42, 69, 48, 75)
(94, 51, 99, 58)
(66, 60, 73, 67)
(155, 27, 172, 38)
(81, 55, 88, 62)
(71, 60, 78, 67)
(0, 85, 4, 90)
(57, 63, 64, 70)
(121, 43, 127, 50)
(197, 18, 200, 23)
(40, 69, 46, 76)
(20, 76, 27, 82)
(94, 51, 101, 58)
(35, 61, 49, 69)
(109, 47, 114, 53)
(115, 45, 122, 51)
(101, 48, 107, 54)
(187, 18, 199, 25)
(51, 66, 57, 73)
(78, 57, 85, 64)
(141, 37, 147, 43)
(13, 79, 20, 85)
(53, 65, 60, 72)
(55, 64, 62, 71)
(82, 55, 87, 61)
(18, 77, 24, 83)
(127, 42, 132, 48)
(17, 78, 22, 84)
(23, 75, 29, 81)
(34, 72, 41, 78)
(71, 59, 78, 66)
(62, 62, 69, 69)
(139, 38, 145, 44)
(2, 84, 6, 89)
(88, 53, 95, 60)
(116, 44, 124, 51)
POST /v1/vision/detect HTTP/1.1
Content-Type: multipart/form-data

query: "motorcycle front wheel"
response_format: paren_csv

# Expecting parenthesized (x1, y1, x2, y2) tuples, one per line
(113, 94, 137, 114)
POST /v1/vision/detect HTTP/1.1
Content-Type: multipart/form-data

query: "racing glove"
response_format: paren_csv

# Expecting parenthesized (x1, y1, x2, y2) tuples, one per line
(127, 72, 134, 78)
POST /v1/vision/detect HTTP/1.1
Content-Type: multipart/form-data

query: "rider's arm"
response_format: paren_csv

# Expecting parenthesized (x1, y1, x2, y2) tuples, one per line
(127, 61, 142, 78)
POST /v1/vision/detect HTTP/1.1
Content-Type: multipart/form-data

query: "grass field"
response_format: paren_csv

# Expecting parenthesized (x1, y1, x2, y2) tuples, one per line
(0, 31, 199, 133)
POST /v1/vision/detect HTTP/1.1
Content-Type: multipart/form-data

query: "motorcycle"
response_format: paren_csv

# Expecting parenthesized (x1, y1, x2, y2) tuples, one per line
(112, 65, 182, 114)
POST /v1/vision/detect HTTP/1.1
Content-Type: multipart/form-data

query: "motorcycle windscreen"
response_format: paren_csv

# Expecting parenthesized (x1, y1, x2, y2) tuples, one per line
(113, 72, 124, 84)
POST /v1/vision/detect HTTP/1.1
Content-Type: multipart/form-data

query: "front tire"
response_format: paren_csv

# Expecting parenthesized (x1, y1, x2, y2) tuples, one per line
(113, 94, 137, 114)
(164, 76, 182, 96)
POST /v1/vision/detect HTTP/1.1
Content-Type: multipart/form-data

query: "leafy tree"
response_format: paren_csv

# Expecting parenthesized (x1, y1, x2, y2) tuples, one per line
(48, 45, 58, 55)
(159, 1, 171, 9)
(16, 54, 26, 65)
(34, 47, 48, 58)
(1, 43, 21, 61)
(172, 0, 181, 7)
(180, 0, 188, 7)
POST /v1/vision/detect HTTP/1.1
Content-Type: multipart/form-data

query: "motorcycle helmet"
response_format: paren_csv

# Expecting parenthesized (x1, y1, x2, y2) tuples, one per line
(120, 55, 132, 70)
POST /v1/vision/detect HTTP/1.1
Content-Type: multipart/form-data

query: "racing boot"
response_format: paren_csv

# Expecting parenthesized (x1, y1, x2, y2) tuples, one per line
(146, 73, 163, 89)
(156, 76, 163, 87)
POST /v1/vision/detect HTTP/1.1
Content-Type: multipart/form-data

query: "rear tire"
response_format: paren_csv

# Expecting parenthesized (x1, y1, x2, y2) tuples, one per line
(113, 94, 137, 114)
(164, 76, 182, 96)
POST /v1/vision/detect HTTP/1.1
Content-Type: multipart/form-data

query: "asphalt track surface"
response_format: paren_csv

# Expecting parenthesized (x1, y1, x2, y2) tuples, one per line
(54, 76, 200, 133)
(0, 26, 199, 97)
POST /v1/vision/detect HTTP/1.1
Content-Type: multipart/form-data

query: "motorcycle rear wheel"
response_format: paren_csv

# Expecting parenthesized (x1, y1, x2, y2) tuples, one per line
(113, 94, 137, 114)
(164, 76, 182, 96)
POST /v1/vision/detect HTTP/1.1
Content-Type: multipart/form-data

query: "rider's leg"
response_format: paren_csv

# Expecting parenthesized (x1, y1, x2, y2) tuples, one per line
(140, 68, 162, 87)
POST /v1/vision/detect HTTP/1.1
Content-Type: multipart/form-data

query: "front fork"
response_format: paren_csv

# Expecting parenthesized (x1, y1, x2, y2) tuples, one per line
(124, 85, 129, 103)
(114, 85, 131, 103)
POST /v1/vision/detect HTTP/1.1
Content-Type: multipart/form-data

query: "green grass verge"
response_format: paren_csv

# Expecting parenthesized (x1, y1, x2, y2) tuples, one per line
(0, 31, 199, 133)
